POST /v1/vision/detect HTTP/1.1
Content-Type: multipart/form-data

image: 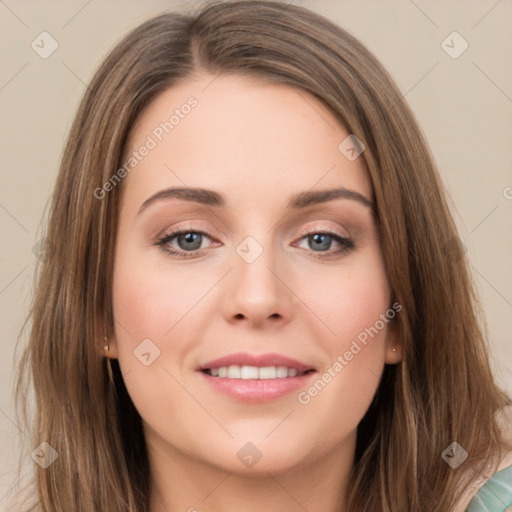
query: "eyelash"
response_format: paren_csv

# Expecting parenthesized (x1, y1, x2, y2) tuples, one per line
(156, 226, 355, 259)
(155, 225, 355, 260)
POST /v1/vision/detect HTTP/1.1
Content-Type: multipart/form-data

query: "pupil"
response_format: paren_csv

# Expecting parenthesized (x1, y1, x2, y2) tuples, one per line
(179, 232, 201, 250)
(310, 233, 330, 251)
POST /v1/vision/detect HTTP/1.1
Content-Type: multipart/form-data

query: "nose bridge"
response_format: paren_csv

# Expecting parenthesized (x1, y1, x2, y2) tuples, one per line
(223, 230, 293, 325)
(235, 232, 281, 298)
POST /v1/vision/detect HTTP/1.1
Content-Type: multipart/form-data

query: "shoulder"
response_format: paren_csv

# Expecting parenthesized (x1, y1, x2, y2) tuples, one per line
(452, 404, 512, 512)
(464, 464, 512, 511)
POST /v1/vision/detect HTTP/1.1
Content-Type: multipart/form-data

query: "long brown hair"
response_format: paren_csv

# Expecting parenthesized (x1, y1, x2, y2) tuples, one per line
(14, 1, 511, 510)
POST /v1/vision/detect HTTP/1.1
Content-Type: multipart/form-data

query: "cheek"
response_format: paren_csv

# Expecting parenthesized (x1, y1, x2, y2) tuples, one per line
(112, 246, 208, 345)
(110, 251, 195, 425)
(110, 244, 216, 409)
(296, 249, 391, 353)
(293, 251, 391, 413)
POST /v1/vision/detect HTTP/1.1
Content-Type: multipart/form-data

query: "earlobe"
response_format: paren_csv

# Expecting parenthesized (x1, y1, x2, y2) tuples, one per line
(97, 317, 118, 359)
(103, 332, 119, 359)
(385, 343, 402, 364)
(384, 306, 402, 364)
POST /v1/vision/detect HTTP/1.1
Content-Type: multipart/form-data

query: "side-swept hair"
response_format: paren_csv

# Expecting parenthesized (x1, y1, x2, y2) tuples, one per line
(15, 1, 511, 510)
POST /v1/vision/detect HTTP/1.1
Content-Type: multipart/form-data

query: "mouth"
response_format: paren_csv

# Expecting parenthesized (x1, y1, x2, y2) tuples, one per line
(196, 352, 317, 402)
(201, 366, 316, 379)
(197, 352, 316, 378)
(197, 353, 317, 404)
(198, 367, 317, 403)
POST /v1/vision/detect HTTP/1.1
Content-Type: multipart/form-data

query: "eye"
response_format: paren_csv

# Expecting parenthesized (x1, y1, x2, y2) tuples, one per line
(155, 227, 355, 259)
(295, 231, 354, 258)
(156, 227, 217, 258)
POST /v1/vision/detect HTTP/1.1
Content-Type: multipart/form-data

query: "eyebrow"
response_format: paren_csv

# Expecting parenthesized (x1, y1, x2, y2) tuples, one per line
(137, 186, 374, 215)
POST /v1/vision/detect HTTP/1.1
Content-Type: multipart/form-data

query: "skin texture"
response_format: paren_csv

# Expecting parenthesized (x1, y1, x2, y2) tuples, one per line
(107, 73, 402, 512)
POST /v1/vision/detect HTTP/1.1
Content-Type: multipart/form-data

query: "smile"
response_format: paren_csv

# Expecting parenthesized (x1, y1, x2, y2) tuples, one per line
(202, 365, 314, 379)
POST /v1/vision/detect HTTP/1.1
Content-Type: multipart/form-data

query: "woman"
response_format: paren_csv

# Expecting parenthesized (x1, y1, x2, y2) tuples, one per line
(14, 1, 512, 510)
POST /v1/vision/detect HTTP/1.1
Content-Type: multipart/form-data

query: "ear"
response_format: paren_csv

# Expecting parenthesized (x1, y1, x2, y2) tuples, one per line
(384, 318, 402, 365)
(96, 315, 119, 359)
(384, 342, 402, 364)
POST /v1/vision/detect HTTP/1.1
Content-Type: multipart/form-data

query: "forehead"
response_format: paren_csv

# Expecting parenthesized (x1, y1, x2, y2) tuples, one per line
(121, 73, 371, 212)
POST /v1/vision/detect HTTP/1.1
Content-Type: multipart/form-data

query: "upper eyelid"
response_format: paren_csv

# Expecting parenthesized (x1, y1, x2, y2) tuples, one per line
(158, 217, 352, 236)
(159, 222, 350, 236)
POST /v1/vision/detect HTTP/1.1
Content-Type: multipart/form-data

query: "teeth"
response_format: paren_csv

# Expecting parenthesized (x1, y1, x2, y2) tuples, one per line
(205, 365, 308, 379)
(240, 366, 259, 379)
(227, 365, 241, 378)
(259, 366, 276, 379)
(276, 366, 288, 378)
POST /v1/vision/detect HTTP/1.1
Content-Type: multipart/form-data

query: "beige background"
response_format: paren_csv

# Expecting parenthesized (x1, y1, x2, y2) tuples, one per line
(1, 0, 511, 508)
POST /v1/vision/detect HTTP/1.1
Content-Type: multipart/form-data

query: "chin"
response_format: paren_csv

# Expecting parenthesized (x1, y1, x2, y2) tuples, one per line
(190, 430, 317, 476)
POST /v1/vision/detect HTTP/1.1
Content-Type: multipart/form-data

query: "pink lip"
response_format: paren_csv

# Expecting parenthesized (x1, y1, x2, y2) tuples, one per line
(196, 352, 317, 403)
(198, 352, 314, 372)
(198, 371, 317, 403)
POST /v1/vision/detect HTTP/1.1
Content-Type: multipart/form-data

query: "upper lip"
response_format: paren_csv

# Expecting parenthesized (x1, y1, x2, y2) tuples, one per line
(198, 352, 315, 372)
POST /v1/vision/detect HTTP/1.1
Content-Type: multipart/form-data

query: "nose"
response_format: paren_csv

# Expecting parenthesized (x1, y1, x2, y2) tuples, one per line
(221, 236, 295, 329)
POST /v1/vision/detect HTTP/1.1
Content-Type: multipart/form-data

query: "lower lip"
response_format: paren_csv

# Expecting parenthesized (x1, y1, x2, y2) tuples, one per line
(198, 371, 317, 403)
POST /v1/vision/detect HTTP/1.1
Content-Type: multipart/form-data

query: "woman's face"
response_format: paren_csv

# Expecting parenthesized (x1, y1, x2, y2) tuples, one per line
(109, 73, 401, 474)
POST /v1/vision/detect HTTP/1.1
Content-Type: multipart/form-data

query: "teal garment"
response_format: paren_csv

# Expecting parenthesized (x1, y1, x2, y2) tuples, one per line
(465, 465, 512, 512)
